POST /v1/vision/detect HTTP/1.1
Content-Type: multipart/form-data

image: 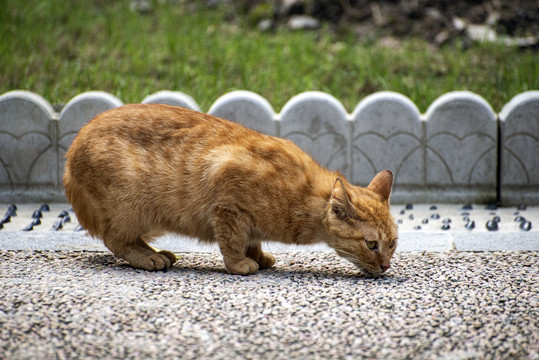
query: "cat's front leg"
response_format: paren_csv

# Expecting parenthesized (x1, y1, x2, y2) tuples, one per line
(212, 207, 259, 275)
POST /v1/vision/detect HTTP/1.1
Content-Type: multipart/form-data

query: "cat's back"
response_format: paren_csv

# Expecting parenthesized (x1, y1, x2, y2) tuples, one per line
(72, 103, 236, 147)
(67, 104, 255, 174)
(65, 103, 318, 188)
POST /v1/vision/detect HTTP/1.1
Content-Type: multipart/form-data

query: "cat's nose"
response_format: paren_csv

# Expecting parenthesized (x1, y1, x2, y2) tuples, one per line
(380, 264, 390, 273)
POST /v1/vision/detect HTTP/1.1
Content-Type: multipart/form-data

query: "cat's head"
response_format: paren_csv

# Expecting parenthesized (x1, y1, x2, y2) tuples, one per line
(322, 170, 398, 276)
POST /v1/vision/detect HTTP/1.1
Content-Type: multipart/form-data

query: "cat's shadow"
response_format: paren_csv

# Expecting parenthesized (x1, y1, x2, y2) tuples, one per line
(84, 253, 407, 283)
(173, 265, 408, 284)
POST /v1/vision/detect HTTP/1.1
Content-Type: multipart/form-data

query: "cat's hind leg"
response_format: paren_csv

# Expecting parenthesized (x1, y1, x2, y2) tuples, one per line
(103, 233, 176, 271)
(246, 241, 275, 270)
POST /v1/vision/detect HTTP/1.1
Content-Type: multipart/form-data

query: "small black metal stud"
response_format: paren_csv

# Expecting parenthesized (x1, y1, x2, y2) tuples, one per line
(51, 220, 63, 231)
(431, 213, 440, 220)
(7, 204, 17, 217)
(485, 204, 498, 210)
(397, 219, 403, 224)
(492, 216, 501, 223)
(414, 225, 422, 230)
(430, 205, 437, 210)
(40, 204, 50, 212)
(1, 215, 10, 224)
(422, 218, 429, 224)
(442, 218, 452, 224)
(32, 210, 43, 219)
(517, 204, 527, 211)
(520, 221, 532, 232)
(461, 212, 470, 216)
(441, 223, 450, 230)
(31, 218, 41, 226)
(400, 209, 406, 215)
(465, 220, 475, 230)
(22, 224, 33, 232)
(4, 208, 16, 218)
(514, 216, 526, 223)
(408, 214, 414, 220)
(486, 220, 498, 231)
(462, 216, 470, 222)
(74, 225, 84, 232)
(58, 210, 69, 218)
(462, 204, 473, 210)
(61, 214, 71, 224)
(405, 204, 413, 210)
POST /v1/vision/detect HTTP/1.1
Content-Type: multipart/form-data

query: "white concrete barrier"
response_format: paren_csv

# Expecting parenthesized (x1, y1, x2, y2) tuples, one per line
(351, 92, 423, 202)
(425, 91, 497, 203)
(1, 90, 537, 204)
(280, 92, 350, 177)
(142, 90, 200, 111)
(209, 90, 276, 135)
(0, 91, 58, 201)
(499, 91, 539, 205)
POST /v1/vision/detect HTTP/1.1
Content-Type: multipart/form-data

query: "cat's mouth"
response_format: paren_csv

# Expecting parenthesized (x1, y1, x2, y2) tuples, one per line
(340, 255, 384, 277)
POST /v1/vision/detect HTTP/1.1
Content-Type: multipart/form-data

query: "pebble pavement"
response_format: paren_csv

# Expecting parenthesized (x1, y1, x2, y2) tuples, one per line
(0, 251, 537, 359)
(0, 203, 538, 359)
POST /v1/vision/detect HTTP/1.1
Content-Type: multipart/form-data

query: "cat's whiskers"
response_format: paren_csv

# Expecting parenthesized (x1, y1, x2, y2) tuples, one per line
(332, 246, 358, 260)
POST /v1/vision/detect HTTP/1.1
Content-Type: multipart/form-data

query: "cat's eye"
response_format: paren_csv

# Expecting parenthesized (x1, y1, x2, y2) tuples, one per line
(390, 239, 397, 248)
(365, 240, 377, 250)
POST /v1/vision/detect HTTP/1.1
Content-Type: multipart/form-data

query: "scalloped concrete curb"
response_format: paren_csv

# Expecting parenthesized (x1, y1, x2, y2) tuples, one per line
(1, 90, 538, 204)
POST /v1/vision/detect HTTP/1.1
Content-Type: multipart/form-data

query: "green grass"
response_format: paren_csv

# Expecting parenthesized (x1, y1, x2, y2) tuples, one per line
(1, 0, 537, 112)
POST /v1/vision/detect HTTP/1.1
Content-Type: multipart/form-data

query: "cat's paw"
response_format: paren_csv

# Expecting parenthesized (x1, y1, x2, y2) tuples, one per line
(225, 258, 259, 275)
(157, 250, 177, 265)
(136, 253, 175, 271)
(256, 252, 276, 269)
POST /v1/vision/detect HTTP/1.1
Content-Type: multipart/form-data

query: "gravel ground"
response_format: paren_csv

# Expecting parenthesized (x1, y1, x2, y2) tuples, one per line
(0, 250, 537, 360)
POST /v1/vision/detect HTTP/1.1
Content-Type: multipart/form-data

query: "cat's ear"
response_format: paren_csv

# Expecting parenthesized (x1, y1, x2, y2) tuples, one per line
(367, 170, 393, 203)
(331, 178, 350, 203)
(330, 178, 355, 220)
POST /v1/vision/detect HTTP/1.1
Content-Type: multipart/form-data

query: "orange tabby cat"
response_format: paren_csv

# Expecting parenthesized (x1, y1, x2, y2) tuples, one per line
(64, 104, 398, 275)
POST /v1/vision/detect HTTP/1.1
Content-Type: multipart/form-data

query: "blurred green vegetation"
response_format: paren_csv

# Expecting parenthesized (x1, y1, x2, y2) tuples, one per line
(1, 0, 537, 112)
